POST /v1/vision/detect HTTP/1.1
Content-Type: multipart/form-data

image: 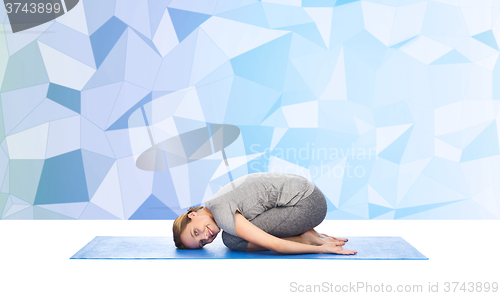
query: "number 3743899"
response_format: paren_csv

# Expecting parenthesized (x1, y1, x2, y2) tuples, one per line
(443, 282, 498, 293)
(5, 1, 62, 14)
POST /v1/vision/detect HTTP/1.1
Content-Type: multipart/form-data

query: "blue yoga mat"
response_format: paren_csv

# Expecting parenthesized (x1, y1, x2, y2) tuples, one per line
(70, 236, 427, 260)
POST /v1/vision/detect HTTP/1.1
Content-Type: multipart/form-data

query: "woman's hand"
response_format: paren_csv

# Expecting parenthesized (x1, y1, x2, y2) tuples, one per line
(320, 242, 357, 255)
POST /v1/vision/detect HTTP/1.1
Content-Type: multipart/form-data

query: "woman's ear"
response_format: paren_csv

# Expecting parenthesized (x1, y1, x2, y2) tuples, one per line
(187, 211, 197, 219)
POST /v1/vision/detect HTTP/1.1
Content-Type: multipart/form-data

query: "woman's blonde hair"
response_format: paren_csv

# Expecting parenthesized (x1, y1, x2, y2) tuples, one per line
(172, 206, 205, 249)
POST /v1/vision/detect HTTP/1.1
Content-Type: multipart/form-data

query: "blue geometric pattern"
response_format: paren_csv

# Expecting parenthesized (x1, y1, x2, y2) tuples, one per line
(34, 150, 89, 205)
(1, 0, 499, 220)
(473, 30, 499, 50)
(47, 83, 81, 113)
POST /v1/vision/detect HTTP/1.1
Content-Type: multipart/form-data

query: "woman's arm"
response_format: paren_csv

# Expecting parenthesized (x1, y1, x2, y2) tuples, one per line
(246, 242, 269, 251)
(234, 210, 323, 254)
(235, 211, 356, 255)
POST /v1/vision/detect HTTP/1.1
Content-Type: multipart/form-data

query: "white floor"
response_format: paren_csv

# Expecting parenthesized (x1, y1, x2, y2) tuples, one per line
(0, 220, 499, 296)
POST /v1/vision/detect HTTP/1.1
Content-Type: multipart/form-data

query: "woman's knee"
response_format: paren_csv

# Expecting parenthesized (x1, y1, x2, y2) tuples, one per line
(221, 231, 249, 251)
(308, 185, 327, 222)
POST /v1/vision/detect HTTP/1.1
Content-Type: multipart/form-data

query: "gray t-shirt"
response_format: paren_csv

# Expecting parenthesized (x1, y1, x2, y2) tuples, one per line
(204, 172, 315, 236)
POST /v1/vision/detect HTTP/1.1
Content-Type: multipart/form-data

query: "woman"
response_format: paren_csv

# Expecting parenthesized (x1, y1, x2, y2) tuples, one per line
(172, 172, 357, 255)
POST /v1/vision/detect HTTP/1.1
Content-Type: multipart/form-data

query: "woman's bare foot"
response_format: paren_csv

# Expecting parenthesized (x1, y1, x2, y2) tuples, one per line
(301, 230, 324, 245)
(300, 230, 345, 246)
(311, 229, 348, 242)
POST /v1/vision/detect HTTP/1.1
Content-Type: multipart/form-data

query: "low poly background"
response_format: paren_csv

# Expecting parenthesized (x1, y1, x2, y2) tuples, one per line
(0, 0, 499, 220)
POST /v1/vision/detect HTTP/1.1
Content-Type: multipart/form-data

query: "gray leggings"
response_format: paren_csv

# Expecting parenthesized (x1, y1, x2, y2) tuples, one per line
(221, 185, 327, 251)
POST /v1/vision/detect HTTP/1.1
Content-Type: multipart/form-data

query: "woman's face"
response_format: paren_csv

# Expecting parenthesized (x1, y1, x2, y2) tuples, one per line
(180, 210, 221, 249)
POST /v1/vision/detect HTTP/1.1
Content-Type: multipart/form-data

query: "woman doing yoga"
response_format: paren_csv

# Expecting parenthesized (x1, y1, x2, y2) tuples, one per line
(172, 172, 357, 255)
